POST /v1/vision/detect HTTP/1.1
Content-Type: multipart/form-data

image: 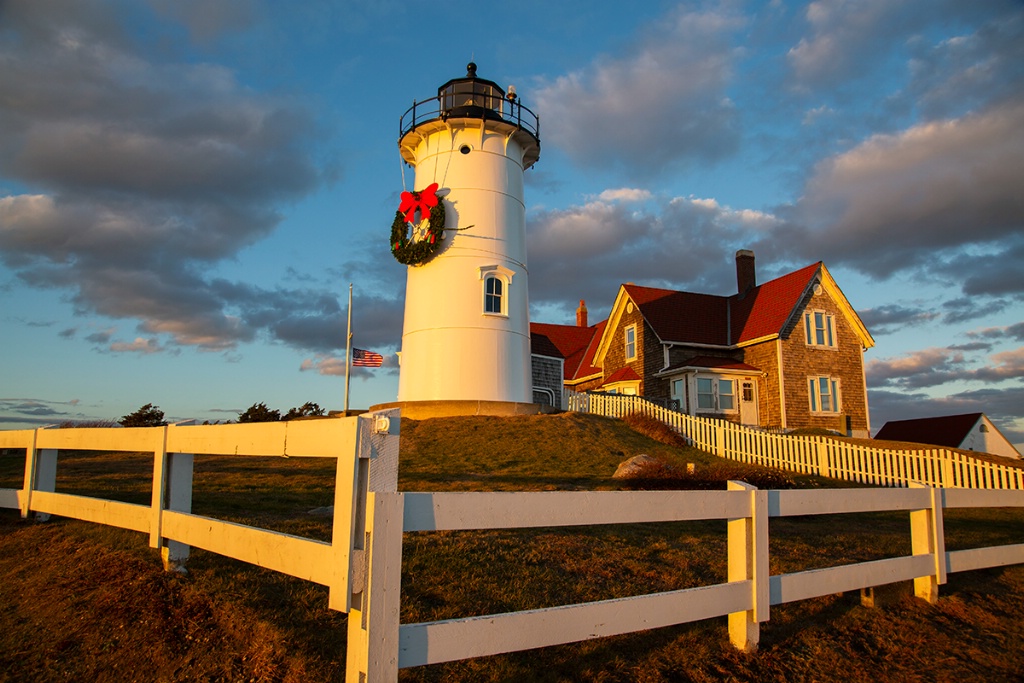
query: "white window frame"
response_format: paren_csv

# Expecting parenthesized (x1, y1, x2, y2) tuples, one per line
(670, 378, 687, 412)
(808, 375, 842, 414)
(624, 324, 637, 361)
(479, 265, 514, 317)
(695, 375, 737, 413)
(804, 310, 836, 348)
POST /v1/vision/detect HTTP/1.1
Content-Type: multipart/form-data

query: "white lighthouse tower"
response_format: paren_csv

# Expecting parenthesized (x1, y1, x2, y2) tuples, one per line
(394, 63, 540, 413)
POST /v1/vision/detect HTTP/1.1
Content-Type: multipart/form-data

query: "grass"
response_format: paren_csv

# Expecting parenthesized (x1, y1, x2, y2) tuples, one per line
(2, 413, 1023, 682)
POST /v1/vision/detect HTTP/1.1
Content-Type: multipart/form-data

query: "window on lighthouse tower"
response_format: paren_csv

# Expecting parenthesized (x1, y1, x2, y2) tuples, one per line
(485, 276, 503, 313)
(479, 265, 514, 317)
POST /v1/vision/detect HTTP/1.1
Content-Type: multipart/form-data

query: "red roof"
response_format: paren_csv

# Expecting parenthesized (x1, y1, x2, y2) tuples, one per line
(602, 366, 641, 385)
(623, 285, 727, 345)
(875, 413, 984, 448)
(660, 356, 762, 374)
(731, 262, 821, 343)
(622, 262, 820, 346)
(531, 321, 604, 380)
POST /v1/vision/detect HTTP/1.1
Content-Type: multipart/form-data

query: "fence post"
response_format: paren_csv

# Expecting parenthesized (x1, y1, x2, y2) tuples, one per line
(716, 421, 727, 459)
(909, 482, 947, 604)
(151, 424, 195, 572)
(346, 491, 404, 682)
(814, 437, 830, 479)
(727, 481, 768, 652)
(344, 409, 402, 683)
(21, 428, 56, 521)
(940, 451, 955, 489)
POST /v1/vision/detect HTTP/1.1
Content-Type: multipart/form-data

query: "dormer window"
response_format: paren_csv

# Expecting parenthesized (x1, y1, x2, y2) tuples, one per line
(804, 310, 836, 348)
(479, 265, 514, 317)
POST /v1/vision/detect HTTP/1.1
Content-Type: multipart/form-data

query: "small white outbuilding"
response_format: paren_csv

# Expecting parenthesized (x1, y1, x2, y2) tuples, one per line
(875, 412, 1021, 460)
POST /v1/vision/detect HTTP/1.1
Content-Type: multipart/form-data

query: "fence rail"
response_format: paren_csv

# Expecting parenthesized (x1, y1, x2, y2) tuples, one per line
(379, 481, 1024, 677)
(568, 391, 1024, 490)
(3, 410, 1024, 681)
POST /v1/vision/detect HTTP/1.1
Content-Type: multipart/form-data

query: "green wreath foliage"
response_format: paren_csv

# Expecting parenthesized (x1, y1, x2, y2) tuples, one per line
(390, 201, 446, 266)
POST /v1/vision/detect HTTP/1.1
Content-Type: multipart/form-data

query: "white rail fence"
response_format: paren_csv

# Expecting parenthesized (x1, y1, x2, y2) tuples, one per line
(0, 411, 401, 682)
(3, 409, 1024, 682)
(568, 391, 1024, 490)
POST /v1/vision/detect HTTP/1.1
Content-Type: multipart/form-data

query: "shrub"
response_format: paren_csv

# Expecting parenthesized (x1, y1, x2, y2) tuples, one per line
(119, 404, 167, 428)
(238, 402, 281, 423)
(622, 412, 689, 448)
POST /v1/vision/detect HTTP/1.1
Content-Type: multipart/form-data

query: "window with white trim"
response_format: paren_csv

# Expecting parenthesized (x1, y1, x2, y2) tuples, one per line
(808, 376, 841, 413)
(484, 276, 503, 313)
(671, 378, 686, 412)
(479, 265, 514, 317)
(696, 376, 736, 412)
(624, 324, 637, 361)
(804, 310, 836, 348)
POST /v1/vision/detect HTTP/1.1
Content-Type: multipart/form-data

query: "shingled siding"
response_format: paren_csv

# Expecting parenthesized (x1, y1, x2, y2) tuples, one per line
(642, 328, 669, 401)
(781, 289, 869, 435)
(740, 341, 782, 429)
(602, 303, 649, 393)
(531, 354, 563, 407)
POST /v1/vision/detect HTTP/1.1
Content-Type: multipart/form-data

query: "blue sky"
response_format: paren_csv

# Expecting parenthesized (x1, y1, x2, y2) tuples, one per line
(1, 0, 1022, 449)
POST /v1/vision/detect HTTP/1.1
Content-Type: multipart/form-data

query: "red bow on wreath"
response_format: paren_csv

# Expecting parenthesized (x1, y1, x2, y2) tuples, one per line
(398, 183, 439, 224)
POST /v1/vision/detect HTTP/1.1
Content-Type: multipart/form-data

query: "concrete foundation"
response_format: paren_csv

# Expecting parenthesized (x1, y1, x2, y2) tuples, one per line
(370, 400, 560, 420)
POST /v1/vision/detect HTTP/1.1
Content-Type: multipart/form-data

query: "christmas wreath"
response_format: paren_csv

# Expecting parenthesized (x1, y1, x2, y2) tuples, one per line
(390, 183, 446, 266)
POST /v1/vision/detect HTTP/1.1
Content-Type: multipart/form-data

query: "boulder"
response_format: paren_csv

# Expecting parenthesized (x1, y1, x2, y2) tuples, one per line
(613, 454, 662, 479)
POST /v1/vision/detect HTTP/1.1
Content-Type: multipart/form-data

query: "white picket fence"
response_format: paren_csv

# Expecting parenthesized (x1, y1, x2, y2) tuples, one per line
(3, 409, 1024, 682)
(568, 391, 1024, 490)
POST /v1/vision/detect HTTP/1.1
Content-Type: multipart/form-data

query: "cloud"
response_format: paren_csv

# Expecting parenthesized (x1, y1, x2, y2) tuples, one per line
(148, 0, 258, 44)
(85, 327, 116, 345)
(109, 337, 163, 354)
(903, 8, 1024, 120)
(866, 347, 969, 389)
(533, 4, 744, 174)
(941, 297, 1011, 325)
(974, 347, 1024, 382)
(858, 304, 940, 334)
(0, 3, 331, 353)
(763, 99, 1024, 283)
(786, 0, 1008, 90)
(527, 193, 768, 319)
(595, 188, 652, 203)
(0, 397, 84, 424)
(868, 344, 1024, 390)
(968, 322, 1024, 342)
(955, 241, 1024, 297)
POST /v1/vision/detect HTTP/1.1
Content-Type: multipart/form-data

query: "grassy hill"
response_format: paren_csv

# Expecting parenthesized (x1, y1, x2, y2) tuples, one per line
(1, 413, 1023, 682)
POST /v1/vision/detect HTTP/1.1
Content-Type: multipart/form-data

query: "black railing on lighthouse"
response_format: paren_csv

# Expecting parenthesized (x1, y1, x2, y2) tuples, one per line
(399, 89, 540, 143)
(395, 63, 540, 143)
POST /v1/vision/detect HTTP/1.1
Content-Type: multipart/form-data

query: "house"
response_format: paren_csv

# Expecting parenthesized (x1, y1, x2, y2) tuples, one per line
(875, 413, 1022, 460)
(531, 250, 876, 437)
(530, 301, 605, 407)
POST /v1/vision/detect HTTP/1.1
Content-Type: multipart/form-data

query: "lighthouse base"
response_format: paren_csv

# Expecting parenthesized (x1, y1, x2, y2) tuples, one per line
(369, 400, 560, 420)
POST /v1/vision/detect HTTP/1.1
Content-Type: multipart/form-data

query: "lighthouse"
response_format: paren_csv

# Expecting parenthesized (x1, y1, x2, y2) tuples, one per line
(393, 63, 540, 413)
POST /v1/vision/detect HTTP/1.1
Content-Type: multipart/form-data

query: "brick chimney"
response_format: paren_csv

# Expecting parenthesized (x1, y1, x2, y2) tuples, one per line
(576, 299, 588, 327)
(736, 249, 756, 294)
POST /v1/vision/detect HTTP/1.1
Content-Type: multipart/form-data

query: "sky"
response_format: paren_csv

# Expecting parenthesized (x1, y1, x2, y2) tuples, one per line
(0, 0, 1022, 449)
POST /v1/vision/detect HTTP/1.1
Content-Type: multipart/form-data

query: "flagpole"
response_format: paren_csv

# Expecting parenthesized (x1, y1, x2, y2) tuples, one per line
(344, 283, 353, 415)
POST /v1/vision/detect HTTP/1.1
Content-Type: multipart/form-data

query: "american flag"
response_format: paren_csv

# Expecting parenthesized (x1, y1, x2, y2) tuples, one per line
(352, 348, 384, 367)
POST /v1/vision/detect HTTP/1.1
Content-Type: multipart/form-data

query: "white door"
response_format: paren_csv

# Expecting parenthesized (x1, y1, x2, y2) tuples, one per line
(739, 379, 758, 426)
